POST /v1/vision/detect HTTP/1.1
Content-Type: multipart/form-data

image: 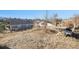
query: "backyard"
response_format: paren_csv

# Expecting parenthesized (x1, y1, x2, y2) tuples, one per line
(0, 28, 79, 49)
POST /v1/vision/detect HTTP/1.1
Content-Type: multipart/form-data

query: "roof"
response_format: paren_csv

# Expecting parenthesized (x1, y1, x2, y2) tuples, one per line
(6, 19, 33, 25)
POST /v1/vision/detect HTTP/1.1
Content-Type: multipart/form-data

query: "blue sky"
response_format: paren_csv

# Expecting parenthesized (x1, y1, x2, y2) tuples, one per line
(0, 10, 79, 19)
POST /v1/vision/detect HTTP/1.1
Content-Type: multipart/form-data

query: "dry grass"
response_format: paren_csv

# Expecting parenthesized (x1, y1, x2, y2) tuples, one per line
(0, 28, 79, 49)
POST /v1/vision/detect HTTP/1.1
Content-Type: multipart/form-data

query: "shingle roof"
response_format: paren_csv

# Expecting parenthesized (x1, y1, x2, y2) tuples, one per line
(6, 19, 33, 25)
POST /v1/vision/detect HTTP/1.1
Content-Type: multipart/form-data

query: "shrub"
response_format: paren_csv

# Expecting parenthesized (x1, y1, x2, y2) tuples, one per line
(0, 22, 5, 33)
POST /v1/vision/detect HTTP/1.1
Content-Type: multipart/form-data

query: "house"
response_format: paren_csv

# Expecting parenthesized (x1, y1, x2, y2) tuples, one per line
(5, 19, 33, 32)
(33, 20, 57, 30)
(33, 20, 47, 29)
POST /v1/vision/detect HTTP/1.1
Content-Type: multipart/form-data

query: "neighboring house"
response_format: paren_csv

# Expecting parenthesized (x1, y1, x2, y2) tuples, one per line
(33, 20, 57, 30)
(46, 22, 56, 30)
(5, 19, 33, 32)
(33, 20, 47, 29)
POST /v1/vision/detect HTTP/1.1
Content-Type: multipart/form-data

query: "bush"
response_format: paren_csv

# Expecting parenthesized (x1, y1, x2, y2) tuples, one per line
(0, 22, 5, 33)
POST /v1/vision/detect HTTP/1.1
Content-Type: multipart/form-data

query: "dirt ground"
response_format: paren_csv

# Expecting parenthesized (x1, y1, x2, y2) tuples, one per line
(0, 28, 79, 49)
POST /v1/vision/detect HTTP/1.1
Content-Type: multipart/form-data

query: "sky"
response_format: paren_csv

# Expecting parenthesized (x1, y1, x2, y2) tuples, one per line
(0, 10, 79, 19)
